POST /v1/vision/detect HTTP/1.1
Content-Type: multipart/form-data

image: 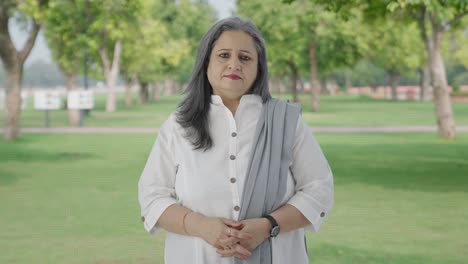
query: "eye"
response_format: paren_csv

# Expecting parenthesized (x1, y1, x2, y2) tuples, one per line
(239, 55, 251, 61)
(218, 52, 230, 58)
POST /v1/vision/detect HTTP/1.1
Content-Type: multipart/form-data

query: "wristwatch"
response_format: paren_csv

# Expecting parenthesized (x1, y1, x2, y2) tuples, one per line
(263, 215, 280, 238)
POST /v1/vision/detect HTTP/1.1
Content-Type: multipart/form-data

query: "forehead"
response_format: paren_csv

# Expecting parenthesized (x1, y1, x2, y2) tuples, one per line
(212, 31, 257, 53)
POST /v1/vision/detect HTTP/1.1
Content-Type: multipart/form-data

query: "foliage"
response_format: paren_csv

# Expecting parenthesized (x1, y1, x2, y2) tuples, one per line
(153, 0, 217, 82)
(366, 19, 423, 78)
(238, 0, 368, 79)
(44, 0, 87, 75)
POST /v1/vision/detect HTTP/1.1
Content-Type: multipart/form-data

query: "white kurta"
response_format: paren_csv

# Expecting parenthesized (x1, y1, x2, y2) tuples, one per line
(138, 94, 334, 264)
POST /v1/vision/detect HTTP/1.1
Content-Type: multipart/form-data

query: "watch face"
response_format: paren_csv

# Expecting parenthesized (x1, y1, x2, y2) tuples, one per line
(271, 226, 280, 237)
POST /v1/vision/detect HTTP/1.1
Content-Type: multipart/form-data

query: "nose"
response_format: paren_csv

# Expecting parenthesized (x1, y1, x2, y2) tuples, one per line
(228, 57, 241, 71)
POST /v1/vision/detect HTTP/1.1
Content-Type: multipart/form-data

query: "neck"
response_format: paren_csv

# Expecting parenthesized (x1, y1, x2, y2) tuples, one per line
(221, 97, 240, 116)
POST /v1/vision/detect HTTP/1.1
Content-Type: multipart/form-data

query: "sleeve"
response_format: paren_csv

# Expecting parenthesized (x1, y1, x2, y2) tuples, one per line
(287, 115, 334, 233)
(138, 117, 178, 235)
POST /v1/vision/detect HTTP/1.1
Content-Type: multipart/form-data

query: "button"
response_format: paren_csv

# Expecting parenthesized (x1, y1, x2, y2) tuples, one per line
(231, 132, 237, 137)
(141, 216, 145, 222)
(230, 155, 236, 160)
(320, 212, 325, 218)
(234, 206, 240, 211)
(230, 178, 236, 183)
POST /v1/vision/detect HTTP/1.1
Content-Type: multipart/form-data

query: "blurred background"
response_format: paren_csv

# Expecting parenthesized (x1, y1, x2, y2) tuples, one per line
(1, 0, 467, 263)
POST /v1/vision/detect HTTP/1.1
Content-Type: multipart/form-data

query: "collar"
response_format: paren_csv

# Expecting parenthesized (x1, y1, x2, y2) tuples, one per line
(210, 94, 262, 106)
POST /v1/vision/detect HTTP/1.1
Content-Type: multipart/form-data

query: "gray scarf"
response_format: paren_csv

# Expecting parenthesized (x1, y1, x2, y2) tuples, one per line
(235, 98, 301, 264)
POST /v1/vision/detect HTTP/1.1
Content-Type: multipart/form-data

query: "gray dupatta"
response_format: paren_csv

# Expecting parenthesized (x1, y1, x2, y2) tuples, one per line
(235, 98, 301, 264)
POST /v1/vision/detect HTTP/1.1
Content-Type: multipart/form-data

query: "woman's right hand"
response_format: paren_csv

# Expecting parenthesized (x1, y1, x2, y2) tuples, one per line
(185, 212, 253, 260)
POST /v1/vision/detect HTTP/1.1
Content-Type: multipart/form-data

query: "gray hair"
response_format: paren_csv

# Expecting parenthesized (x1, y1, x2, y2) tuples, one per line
(176, 16, 271, 151)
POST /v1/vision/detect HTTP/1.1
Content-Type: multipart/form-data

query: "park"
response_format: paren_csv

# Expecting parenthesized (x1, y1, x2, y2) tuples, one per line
(1, 0, 468, 263)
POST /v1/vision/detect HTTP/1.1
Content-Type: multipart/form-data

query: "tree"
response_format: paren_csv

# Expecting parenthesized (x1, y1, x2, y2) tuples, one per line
(239, 0, 367, 109)
(367, 19, 422, 100)
(44, 0, 87, 125)
(391, 0, 467, 138)
(310, 0, 468, 138)
(85, 0, 142, 112)
(0, 0, 49, 140)
(155, 0, 217, 95)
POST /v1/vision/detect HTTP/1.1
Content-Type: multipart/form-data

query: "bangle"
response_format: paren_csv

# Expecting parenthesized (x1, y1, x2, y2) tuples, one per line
(182, 211, 192, 235)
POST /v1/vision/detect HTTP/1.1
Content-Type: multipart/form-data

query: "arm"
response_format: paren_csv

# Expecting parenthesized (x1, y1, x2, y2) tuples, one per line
(138, 118, 179, 234)
(285, 115, 334, 232)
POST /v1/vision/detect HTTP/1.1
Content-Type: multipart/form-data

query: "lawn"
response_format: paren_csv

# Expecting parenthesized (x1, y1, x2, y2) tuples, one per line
(3, 92, 468, 128)
(1, 133, 467, 263)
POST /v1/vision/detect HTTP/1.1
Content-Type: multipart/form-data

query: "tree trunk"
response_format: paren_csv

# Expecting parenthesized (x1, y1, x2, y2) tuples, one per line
(124, 73, 137, 108)
(430, 27, 456, 139)
(288, 62, 298, 103)
(419, 64, 431, 101)
(4, 65, 22, 140)
(344, 69, 351, 91)
(416, 11, 432, 102)
(99, 39, 122, 113)
(320, 79, 327, 95)
(124, 80, 133, 108)
(278, 77, 286, 95)
(64, 72, 80, 126)
(139, 82, 149, 104)
(270, 77, 280, 93)
(0, 15, 41, 140)
(152, 82, 160, 102)
(389, 71, 400, 101)
(164, 78, 176, 96)
(309, 41, 320, 112)
(174, 81, 182, 94)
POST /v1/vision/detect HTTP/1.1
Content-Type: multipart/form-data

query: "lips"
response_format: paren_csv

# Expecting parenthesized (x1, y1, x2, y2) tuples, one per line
(224, 74, 241, 80)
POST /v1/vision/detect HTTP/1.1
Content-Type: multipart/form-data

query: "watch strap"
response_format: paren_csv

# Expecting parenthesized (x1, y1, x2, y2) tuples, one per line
(263, 215, 279, 237)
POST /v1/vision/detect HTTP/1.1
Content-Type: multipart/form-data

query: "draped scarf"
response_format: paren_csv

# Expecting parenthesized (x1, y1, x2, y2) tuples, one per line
(235, 99, 301, 264)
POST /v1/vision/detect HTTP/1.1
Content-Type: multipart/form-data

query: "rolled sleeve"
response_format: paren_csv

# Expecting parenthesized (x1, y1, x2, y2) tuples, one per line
(138, 117, 178, 235)
(287, 116, 334, 233)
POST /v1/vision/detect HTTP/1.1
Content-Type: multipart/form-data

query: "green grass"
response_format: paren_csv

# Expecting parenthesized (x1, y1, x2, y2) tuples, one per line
(1, 133, 467, 263)
(3, 92, 468, 128)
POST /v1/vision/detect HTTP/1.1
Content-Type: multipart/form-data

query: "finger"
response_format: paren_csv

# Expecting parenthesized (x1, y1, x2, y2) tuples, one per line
(228, 228, 253, 240)
(219, 237, 241, 247)
(216, 248, 249, 260)
(234, 243, 252, 257)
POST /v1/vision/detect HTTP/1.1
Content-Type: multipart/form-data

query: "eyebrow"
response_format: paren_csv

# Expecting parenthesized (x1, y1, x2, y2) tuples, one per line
(217, 48, 253, 54)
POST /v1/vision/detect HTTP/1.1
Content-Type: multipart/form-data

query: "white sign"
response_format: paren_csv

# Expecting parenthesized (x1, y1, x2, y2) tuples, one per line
(1, 90, 29, 110)
(68, 90, 94, 110)
(34, 90, 62, 110)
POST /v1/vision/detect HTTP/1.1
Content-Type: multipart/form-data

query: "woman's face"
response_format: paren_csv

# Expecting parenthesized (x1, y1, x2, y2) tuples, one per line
(207, 30, 258, 102)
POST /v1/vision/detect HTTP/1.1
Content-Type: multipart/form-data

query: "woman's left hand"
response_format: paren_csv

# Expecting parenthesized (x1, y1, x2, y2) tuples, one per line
(216, 217, 271, 258)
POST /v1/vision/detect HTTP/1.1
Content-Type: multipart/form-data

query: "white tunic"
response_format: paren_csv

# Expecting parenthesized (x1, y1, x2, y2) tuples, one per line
(138, 95, 334, 264)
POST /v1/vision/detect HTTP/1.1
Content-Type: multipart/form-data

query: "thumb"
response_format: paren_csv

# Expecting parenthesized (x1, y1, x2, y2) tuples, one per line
(222, 218, 242, 228)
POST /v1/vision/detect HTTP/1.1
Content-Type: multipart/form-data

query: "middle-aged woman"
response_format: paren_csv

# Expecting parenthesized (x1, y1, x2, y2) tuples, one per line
(138, 16, 334, 264)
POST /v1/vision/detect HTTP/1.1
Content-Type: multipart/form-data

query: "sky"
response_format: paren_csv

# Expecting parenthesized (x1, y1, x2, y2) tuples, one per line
(10, 0, 236, 66)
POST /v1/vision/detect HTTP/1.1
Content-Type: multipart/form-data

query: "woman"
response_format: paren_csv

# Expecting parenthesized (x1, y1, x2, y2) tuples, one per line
(138, 17, 334, 264)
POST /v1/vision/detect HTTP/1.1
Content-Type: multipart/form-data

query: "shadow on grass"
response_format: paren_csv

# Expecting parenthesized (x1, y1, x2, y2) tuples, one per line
(0, 168, 19, 186)
(324, 139, 468, 193)
(0, 137, 95, 185)
(309, 242, 461, 264)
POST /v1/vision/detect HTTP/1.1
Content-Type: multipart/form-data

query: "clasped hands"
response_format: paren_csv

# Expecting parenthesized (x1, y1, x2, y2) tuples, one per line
(185, 213, 271, 260)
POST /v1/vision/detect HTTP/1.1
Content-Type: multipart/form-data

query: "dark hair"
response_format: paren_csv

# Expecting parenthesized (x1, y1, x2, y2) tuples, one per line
(176, 16, 271, 151)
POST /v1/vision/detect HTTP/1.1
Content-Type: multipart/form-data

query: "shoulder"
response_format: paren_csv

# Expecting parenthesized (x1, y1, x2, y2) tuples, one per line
(158, 112, 181, 138)
(267, 98, 302, 112)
